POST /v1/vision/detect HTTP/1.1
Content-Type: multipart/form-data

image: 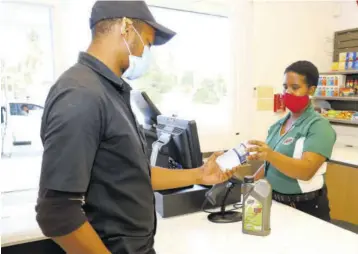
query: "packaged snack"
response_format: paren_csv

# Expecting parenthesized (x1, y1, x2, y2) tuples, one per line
(347, 61, 354, 70)
(322, 77, 327, 86)
(331, 62, 339, 71)
(347, 52, 356, 62)
(340, 87, 355, 97)
(339, 52, 347, 62)
(318, 77, 322, 86)
(314, 87, 321, 96)
(352, 112, 358, 121)
(321, 87, 326, 96)
(333, 87, 339, 97)
(338, 61, 346, 71)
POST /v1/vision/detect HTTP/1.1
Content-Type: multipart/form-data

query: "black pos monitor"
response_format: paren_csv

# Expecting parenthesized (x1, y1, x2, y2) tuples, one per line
(130, 91, 241, 218)
(151, 115, 203, 170)
(131, 90, 203, 169)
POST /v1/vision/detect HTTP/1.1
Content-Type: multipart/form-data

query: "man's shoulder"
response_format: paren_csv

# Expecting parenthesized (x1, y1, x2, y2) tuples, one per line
(50, 63, 103, 98)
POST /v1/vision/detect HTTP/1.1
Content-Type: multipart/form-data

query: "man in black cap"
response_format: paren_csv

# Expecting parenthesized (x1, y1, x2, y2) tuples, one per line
(36, 1, 238, 254)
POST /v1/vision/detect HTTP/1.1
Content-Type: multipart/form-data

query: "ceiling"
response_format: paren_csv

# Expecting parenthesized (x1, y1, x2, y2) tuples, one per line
(146, 0, 229, 16)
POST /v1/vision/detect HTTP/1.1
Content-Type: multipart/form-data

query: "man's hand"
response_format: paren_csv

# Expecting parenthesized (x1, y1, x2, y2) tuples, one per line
(197, 152, 239, 185)
(246, 140, 273, 161)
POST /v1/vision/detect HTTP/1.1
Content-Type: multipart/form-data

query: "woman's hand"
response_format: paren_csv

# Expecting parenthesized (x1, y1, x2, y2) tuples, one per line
(246, 140, 273, 161)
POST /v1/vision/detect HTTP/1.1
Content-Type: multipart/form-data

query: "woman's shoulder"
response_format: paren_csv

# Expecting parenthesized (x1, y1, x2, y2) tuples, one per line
(307, 114, 336, 137)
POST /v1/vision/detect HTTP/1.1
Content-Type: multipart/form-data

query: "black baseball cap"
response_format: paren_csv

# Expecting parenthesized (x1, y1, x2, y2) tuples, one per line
(90, 0, 176, 45)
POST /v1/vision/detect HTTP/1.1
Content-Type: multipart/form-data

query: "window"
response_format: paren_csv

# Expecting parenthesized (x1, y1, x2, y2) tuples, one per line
(9, 103, 44, 116)
(130, 8, 232, 132)
(0, 2, 54, 202)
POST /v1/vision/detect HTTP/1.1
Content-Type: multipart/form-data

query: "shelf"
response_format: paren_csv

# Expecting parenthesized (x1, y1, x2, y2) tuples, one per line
(320, 70, 358, 75)
(313, 96, 358, 101)
(326, 118, 358, 126)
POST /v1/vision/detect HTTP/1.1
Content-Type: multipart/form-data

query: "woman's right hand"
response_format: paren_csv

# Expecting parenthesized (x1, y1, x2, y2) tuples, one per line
(246, 140, 273, 161)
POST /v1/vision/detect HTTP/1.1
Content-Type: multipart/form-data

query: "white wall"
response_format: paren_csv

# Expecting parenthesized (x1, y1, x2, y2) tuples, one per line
(13, 0, 356, 150)
(239, 0, 358, 142)
(334, 1, 358, 31)
(238, 1, 338, 141)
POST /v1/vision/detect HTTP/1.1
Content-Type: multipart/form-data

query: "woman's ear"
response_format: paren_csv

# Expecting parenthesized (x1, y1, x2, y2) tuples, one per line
(309, 86, 316, 96)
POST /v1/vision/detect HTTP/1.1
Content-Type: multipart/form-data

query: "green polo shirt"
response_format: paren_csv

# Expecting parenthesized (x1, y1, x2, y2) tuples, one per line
(265, 104, 336, 194)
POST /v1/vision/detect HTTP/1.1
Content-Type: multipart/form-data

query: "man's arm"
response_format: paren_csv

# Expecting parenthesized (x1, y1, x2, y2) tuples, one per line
(54, 222, 110, 254)
(36, 85, 109, 253)
(151, 167, 201, 191)
(151, 152, 237, 191)
(36, 190, 110, 254)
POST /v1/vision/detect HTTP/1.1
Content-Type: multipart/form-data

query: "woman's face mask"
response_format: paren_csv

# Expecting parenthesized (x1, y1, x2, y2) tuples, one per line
(282, 72, 315, 113)
(122, 26, 152, 80)
(282, 93, 309, 113)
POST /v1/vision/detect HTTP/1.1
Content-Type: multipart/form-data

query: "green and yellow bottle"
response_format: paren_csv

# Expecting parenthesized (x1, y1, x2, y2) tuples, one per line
(242, 176, 272, 236)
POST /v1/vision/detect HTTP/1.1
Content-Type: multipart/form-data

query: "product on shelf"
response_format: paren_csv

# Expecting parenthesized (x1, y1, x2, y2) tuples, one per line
(353, 113, 358, 121)
(321, 110, 357, 121)
(338, 52, 347, 71)
(336, 52, 358, 71)
(331, 62, 339, 71)
(316, 74, 346, 97)
(344, 77, 358, 95)
(339, 52, 347, 62)
(346, 52, 357, 70)
(339, 87, 356, 97)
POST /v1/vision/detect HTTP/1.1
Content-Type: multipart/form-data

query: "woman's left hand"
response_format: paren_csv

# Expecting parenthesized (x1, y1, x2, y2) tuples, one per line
(246, 140, 273, 161)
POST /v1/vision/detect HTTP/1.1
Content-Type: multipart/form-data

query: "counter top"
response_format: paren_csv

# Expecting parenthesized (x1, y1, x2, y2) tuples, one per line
(330, 145, 358, 168)
(2, 202, 358, 253)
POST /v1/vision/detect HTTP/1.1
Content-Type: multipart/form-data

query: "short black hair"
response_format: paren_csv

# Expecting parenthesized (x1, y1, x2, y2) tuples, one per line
(284, 60, 319, 87)
(91, 18, 144, 39)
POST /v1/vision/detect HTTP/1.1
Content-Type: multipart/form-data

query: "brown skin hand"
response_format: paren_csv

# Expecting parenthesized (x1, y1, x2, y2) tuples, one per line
(247, 72, 326, 181)
(151, 152, 239, 191)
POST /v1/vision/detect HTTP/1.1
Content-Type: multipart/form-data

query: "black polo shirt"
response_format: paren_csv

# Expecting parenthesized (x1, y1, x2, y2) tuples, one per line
(39, 52, 156, 252)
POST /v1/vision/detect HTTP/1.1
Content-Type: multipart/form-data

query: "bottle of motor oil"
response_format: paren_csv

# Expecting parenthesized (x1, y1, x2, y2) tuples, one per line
(242, 176, 272, 236)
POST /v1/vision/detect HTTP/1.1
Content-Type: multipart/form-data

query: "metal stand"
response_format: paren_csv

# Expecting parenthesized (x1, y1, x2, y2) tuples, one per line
(150, 133, 171, 167)
(207, 182, 242, 223)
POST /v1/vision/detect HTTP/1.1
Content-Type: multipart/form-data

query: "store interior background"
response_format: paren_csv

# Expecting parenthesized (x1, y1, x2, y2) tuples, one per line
(1, 0, 358, 227)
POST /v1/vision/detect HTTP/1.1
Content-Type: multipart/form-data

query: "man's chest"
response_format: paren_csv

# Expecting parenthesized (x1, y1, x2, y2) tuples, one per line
(98, 88, 150, 170)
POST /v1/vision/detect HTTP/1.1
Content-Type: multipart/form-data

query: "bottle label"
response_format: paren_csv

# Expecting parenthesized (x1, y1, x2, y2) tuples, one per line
(243, 196, 263, 232)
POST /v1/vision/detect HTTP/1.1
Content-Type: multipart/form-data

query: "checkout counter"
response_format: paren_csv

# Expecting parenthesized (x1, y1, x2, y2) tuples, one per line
(2, 193, 358, 254)
(326, 145, 358, 225)
(2, 146, 358, 254)
(2, 92, 358, 253)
